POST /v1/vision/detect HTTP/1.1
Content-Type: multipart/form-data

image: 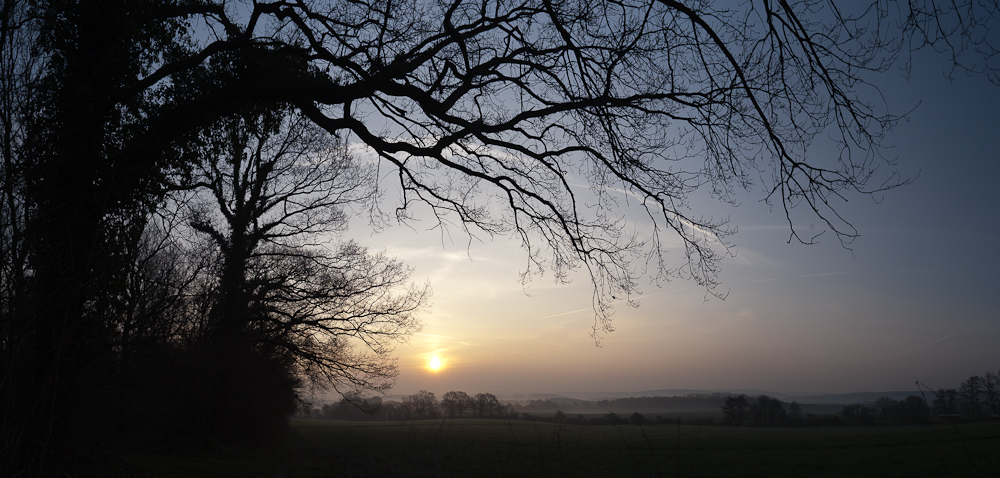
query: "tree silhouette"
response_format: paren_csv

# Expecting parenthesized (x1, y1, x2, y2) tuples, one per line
(958, 375, 984, 421)
(984, 371, 1000, 418)
(902, 395, 931, 424)
(442, 391, 473, 418)
(177, 108, 427, 437)
(402, 390, 439, 419)
(721, 394, 750, 426)
(933, 388, 959, 415)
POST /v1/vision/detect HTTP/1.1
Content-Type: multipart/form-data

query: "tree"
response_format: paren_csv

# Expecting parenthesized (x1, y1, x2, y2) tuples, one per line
(330, 392, 382, 420)
(473, 392, 502, 418)
(840, 404, 874, 426)
(177, 108, 427, 436)
(721, 394, 750, 426)
(630, 411, 646, 426)
(874, 396, 899, 426)
(3, 0, 251, 467)
(749, 395, 785, 427)
(984, 371, 999, 418)
(402, 390, 439, 419)
(933, 388, 959, 415)
(901, 395, 930, 425)
(0, 1, 43, 471)
(442, 391, 472, 418)
(958, 376, 983, 421)
(788, 401, 803, 427)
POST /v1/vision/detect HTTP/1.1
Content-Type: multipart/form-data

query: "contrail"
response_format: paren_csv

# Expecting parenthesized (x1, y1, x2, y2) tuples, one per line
(894, 314, 1000, 358)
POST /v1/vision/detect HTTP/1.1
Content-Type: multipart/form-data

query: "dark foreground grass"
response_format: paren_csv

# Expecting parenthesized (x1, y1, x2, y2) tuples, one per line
(131, 419, 1000, 477)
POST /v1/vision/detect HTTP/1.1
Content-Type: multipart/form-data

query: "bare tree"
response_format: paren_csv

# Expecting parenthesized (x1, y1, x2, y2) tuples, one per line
(0, 1, 43, 471)
(958, 375, 984, 421)
(749, 395, 785, 427)
(473, 392, 502, 418)
(177, 108, 427, 435)
(402, 390, 439, 419)
(788, 401, 803, 426)
(902, 395, 931, 425)
(933, 388, 959, 415)
(874, 396, 897, 426)
(721, 394, 750, 426)
(984, 371, 999, 418)
(442, 390, 472, 418)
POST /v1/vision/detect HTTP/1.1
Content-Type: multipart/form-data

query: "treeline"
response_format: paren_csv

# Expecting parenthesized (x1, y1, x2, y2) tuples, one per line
(927, 372, 999, 421)
(302, 391, 736, 422)
(717, 394, 933, 428)
(719, 370, 1000, 428)
(833, 371, 1000, 427)
(300, 391, 708, 427)
(302, 391, 517, 421)
(308, 372, 1000, 429)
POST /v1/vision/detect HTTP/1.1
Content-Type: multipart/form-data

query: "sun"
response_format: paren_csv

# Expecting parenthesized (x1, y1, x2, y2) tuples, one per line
(427, 355, 444, 372)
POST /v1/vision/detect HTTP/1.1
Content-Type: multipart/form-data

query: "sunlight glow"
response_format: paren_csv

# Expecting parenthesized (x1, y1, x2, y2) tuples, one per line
(428, 355, 443, 372)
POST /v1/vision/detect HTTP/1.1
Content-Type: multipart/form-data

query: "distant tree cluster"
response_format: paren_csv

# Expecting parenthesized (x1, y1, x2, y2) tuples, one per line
(839, 396, 932, 427)
(720, 394, 796, 427)
(716, 393, 934, 428)
(866, 395, 932, 425)
(928, 371, 1000, 422)
(302, 390, 517, 421)
(830, 369, 1000, 427)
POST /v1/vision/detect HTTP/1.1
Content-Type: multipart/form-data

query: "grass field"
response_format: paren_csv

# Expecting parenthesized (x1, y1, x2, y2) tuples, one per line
(131, 418, 1000, 477)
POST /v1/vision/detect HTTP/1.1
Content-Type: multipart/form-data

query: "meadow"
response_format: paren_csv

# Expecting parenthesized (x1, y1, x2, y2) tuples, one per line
(128, 418, 1000, 477)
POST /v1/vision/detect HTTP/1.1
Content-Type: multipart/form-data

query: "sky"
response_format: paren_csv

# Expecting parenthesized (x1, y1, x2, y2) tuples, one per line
(348, 46, 1000, 398)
